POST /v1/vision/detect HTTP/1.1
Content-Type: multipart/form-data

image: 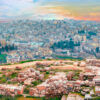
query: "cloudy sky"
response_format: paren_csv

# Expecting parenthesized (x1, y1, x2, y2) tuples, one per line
(0, 0, 100, 21)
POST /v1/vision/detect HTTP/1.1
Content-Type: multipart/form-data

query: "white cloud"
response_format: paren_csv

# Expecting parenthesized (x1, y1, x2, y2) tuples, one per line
(0, 0, 41, 19)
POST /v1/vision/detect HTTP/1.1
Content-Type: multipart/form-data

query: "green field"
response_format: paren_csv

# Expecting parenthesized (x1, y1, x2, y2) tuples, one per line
(0, 95, 61, 100)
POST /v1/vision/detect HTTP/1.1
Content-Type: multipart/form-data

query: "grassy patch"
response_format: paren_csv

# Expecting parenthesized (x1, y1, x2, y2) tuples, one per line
(26, 96, 61, 100)
(32, 80, 42, 86)
(19, 59, 43, 64)
(44, 74, 50, 80)
(11, 72, 18, 78)
(0, 75, 7, 83)
(92, 97, 100, 100)
(72, 70, 81, 80)
(0, 95, 17, 100)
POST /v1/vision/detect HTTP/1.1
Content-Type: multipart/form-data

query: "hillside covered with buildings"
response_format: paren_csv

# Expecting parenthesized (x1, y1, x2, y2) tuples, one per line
(0, 59, 99, 100)
(0, 19, 100, 64)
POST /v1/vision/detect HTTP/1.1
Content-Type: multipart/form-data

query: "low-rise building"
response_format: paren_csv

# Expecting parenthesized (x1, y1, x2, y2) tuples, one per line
(93, 76, 100, 86)
(95, 86, 100, 96)
(0, 84, 24, 96)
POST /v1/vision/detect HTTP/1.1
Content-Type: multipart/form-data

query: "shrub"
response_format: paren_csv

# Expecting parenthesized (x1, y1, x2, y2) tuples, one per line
(1, 78, 6, 83)
(11, 73, 18, 78)
(24, 87, 29, 94)
(32, 80, 42, 86)
(46, 71, 49, 74)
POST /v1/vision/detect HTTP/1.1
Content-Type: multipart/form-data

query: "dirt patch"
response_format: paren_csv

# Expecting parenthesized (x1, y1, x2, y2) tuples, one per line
(51, 65, 84, 71)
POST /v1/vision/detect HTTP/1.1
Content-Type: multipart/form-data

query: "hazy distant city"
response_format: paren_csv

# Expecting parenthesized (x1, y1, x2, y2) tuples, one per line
(0, 19, 100, 64)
